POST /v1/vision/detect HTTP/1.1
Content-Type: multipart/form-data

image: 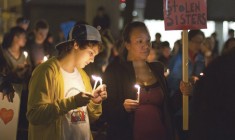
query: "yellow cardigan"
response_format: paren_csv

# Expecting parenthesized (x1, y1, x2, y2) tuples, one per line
(27, 57, 101, 140)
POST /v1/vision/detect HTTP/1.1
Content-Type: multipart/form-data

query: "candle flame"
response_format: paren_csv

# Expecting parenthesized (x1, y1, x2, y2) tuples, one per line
(23, 51, 28, 58)
(134, 84, 140, 89)
(43, 56, 48, 62)
(92, 75, 102, 81)
(92, 75, 103, 90)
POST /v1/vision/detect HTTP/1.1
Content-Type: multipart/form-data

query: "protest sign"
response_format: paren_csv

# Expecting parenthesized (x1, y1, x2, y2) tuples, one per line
(164, 0, 207, 30)
(0, 84, 22, 140)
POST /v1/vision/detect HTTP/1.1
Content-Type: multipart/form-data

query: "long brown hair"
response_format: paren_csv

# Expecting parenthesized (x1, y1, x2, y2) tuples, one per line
(119, 21, 150, 60)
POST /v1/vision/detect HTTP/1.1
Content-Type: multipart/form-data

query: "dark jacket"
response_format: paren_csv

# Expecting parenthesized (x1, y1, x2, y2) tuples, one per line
(102, 56, 174, 140)
(190, 48, 235, 140)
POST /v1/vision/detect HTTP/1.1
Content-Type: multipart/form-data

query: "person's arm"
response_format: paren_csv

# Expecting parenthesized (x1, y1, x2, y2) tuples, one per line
(87, 100, 102, 123)
(102, 63, 128, 124)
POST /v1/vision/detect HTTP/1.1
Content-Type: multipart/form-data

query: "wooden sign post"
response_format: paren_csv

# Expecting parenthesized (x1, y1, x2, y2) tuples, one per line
(163, 0, 207, 130)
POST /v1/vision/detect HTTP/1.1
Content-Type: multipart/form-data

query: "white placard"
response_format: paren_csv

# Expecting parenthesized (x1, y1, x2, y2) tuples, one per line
(0, 84, 22, 140)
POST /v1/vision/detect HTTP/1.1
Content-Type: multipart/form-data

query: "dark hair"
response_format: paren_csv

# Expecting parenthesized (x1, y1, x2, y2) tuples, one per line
(2, 26, 26, 49)
(120, 21, 149, 59)
(16, 17, 29, 24)
(155, 33, 161, 38)
(97, 6, 105, 11)
(34, 19, 49, 31)
(122, 21, 148, 43)
(228, 29, 234, 34)
(188, 30, 205, 41)
(221, 37, 235, 55)
(160, 41, 170, 49)
(57, 40, 103, 57)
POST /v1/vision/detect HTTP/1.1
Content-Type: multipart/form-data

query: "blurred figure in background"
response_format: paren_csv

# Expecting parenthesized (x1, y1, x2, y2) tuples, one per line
(158, 41, 171, 67)
(26, 19, 49, 68)
(167, 30, 206, 140)
(228, 29, 234, 39)
(1, 26, 31, 85)
(210, 32, 219, 57)
(1, 17, 30, 47)
(16, 17, 30, 31)
(158, 41, 171, 77)
(201, 37, 216, 66)
(147, 46, 158, 62)
(1, 26, 32, 140)
(85, 26, 115, 77)
(151, 32, 162, 59)
(190, 47, 235, 140)
(152, 32, 162, 49)
(93, 6, 111, 30)
(44, 32, 58, 58)
(221, 37, 235, 55)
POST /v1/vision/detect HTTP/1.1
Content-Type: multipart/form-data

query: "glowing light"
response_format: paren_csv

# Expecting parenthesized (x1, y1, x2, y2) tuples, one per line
(134, 84, 140, 103)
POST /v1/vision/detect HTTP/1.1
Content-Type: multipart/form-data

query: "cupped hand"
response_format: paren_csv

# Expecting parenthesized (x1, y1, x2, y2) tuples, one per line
(92, 84, 107, 104)
(123, 99, 139, 112)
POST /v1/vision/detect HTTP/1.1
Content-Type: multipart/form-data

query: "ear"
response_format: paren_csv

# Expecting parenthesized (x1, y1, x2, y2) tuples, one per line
(74, 42, 79, 50)
(125, 42, 130, 50)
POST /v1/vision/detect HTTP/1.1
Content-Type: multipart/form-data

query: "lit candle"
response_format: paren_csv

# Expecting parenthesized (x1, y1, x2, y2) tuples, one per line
(43, 56, 48, 62)
(92, 75, 103, 91)
(23, 51, 28, 58)
(164, 68, 170, 77)
(200, 72, 204, 76)
(134, 84, 140, 103)
(99, 78, 102, 85)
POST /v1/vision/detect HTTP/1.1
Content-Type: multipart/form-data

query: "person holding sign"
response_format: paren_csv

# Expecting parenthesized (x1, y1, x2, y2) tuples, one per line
(167, 29, 206, 140)
(102, 21, 174, 140)
(27, 24, 107, 140)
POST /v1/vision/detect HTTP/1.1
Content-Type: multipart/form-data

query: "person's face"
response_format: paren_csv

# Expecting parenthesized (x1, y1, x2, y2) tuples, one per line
(147, 48, 157, 62)
(74, 43, 99, 68)
(19, 23, 29, 30)
(126, 27, 151, 61)
(35, 28, 49, 43)
(189, 34, 205, 53)
(155, 35, 161, 42)
(14, 33, 27, 47)
(228, 40, 235, 49)
(162, 47, 171, 58)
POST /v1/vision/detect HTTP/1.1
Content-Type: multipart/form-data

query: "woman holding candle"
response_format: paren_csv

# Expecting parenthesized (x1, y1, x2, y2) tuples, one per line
(1, 26, 31, 82)
(1, 26, 32, 139)
(102, 21, 174, 140)
(27, 24, 107, 140)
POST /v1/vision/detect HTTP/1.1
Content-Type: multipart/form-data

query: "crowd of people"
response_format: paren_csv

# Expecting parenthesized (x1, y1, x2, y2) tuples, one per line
(1, 7, 235, 140)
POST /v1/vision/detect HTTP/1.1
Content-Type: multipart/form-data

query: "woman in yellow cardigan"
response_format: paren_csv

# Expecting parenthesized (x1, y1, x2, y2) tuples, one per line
(27, 24, 107, 140)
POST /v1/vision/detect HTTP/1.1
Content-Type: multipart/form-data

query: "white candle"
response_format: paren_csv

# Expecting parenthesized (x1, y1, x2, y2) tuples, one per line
(99, 78, 102, 85)
(23, 51, 28, 58)
(134, 84, 140, 103)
